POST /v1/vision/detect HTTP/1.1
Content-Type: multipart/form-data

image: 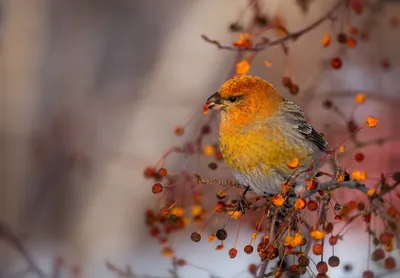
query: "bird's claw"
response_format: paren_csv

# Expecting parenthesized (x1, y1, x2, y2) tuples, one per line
(237, 195, 250, 214)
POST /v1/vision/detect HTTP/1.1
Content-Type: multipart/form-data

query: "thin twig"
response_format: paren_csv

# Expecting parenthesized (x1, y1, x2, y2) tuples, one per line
(202, 0, 344, 52)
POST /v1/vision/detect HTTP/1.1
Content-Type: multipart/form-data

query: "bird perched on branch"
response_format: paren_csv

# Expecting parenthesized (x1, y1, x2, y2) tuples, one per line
(205, 75, 329, 197)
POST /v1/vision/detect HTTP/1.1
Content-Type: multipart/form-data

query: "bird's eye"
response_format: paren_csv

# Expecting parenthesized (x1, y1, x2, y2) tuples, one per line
(228, 96, 237, 102)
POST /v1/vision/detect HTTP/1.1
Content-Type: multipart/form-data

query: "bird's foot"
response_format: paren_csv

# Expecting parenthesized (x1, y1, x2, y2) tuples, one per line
(237, 195, 250, 214)
(236, 186, 251, 214)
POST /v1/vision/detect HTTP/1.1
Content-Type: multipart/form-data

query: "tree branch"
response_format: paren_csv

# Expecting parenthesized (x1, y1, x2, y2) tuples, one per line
(202, 0, 344, 52)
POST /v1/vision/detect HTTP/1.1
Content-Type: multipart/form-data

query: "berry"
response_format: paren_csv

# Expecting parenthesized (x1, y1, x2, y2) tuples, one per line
(248, 264, 257, 274)
(190, 232, 201, 242)
(208, 162, 218, 170)
(329, 235, 338, 246)
(313, 243, 323, 255)
(363, 271, 374, 278)
(282, 76, 292, 87)
(201, 125, 211, 135)
(298, 256, 310, 266)
(307, 200, 318, 211)
(328, 256, 340, 267)
(379, 233, 394, 245)
(355, 153, 364, 162)
(384, 257, 396, 270)
(229, 22, 243, 32)
(323, 100, 333, 109)
(229, 248, 238, 258)
(152, 183, 163, 194)
(289, 84, 299, 95)
(337, 33, 348, 44)
(216, 229, 227, 240)
(174, 126, 184, 136)
(177, 259, 186, 266)
(371, 248, 385, 261)
(331, 57, 342, 69)
(158, 168, 167, 176)
(144, 167, 155, 178)
(317, 261, 328, 274)
(244, 245, 254, 254)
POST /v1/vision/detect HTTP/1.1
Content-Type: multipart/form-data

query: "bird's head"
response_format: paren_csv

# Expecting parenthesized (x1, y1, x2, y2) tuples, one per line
(206, 75, 282, 127)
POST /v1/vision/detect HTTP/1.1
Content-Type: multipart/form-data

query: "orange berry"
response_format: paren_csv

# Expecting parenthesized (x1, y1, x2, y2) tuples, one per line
(287, 157, 299, 169)
(228, 248, 238, 258)
(366, 116, 378, 128)
(177, 259, 186, 266)
(331, 57, 342, 69)
(347, 37, 357, 48)
(306, 179, 317, 190)
(216, 244, 224, 251)
(334, 215, 342, 221)
(295, 198, 306, 210)
(272, 194, 285, 207)
(161, 247, 174, 257)
(312, 243, 323, 255)
(322, 32, 331, 47)
(174, 126, 184, 136)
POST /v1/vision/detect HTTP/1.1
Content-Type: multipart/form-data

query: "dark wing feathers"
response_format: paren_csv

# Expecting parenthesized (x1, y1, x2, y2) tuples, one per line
(280, 97, 329, 152)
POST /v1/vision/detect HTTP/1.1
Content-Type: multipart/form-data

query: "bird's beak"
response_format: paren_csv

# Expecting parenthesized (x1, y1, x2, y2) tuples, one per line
(206, 92, 224, 110)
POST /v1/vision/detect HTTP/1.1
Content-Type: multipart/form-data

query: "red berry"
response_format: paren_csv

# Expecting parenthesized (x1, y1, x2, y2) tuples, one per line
(152, 183, 163, 194)
(244, 245, 254, 254)
(307, 200, 318, 211)
(331, 57, 342, 69)
(174, 126, 184, 136)
(282, 76, 292, 87)
(229, 248, 238, 258)
(363, 271, 374, 278)
(371, 248, 385, 261)
(150, 227, 160, 237)
(158, 168, 167, 176)
(384, 257, 396, 270)
(329, 235, 338, 246)
(355, 153, 364, 162)
(289, 84, 299, 95)
(177, 259, 186, 266)
(317, 261, 329, 274)
(379, 233, 394, 245)
(144, 167, 155, 178)
(248, 264, 257, 274)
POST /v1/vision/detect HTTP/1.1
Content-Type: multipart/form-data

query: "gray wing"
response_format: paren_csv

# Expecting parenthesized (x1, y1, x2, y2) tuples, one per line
(279, 97, 329, 152)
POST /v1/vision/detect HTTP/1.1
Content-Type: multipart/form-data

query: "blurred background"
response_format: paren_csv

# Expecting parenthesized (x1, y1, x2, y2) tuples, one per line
(1, 0, 399, 277)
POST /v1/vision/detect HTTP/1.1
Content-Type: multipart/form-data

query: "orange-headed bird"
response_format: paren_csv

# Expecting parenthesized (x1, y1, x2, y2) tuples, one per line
(206, 75, 328, 196)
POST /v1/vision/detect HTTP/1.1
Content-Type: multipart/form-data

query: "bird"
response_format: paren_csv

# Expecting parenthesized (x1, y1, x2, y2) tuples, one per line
(205, 75, 329, 197)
